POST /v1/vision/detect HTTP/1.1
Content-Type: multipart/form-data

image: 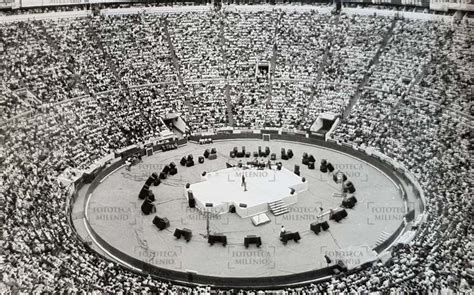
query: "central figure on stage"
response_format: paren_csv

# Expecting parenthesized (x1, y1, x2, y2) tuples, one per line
(241, 174, 247, 191)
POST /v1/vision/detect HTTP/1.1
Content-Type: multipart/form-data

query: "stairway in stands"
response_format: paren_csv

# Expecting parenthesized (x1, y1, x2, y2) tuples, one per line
(375, 231, 391, 247)
(268, 200, 289, 216)
(342, 18, 398, 119)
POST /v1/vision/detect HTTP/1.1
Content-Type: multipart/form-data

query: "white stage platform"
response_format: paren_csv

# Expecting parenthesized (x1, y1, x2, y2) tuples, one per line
(187, 166, 308, 218)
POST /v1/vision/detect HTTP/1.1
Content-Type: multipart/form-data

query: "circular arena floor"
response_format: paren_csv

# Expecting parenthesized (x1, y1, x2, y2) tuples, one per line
(86, 139, 404, 278)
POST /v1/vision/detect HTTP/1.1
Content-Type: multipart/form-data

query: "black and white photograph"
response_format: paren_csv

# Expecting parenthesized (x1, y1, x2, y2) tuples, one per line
(0, 0, 472, 293)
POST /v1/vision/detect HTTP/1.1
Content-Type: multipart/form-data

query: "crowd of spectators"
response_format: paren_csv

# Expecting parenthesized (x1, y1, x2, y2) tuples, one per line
(275, 10, 331, 80)
(167, 11, 223, 80)
(1, 20, 86, 105)
(2, 8, 451, 127)
(96, 14, 177, 86)
(223, 10, 276, 79)
(184, 81, 229, 132)
(366, 19, 443, 94)
(330, 18, 472, 293)
(1, 5, 472, 293)
(321, 14, 391, 86)
(270, 81, 310, 129)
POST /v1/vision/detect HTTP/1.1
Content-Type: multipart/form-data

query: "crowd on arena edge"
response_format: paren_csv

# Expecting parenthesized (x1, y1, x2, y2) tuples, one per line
(1, 2, 472, 293)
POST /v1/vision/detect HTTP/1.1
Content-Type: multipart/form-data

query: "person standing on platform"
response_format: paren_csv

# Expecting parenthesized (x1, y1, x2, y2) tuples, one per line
(125, 157, 132, 171)
(241, 175, 247, 192)
(280, 225, 286, 237)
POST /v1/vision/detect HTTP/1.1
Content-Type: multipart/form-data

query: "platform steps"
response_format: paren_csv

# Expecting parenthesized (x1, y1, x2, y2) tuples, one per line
(375, 231, 391, 247)
(268, 200, 289, 216)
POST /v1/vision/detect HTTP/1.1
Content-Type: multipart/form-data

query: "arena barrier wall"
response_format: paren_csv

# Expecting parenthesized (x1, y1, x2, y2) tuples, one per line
(71, 131, 424, 289)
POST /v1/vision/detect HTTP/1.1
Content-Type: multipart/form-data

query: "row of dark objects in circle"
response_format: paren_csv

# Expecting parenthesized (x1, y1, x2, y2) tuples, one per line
(177, 148, 220, 169)
(295, 163, 357, 209)
(309, 207, 348, 234)
(138, 149, 220, 243)
(146, 217, 348, 273)
(301, 154, 357, 194)
(145, 210, 349, 248)
(302, 153, 334, 172)
(138, 162, 178, 200)
(146, 218, 348, 248)
(141, 201, 349, 248)
(138, 161, 182, 228)
(230, 146, 294, 160)
(300, 153, 358, 210)
(142, 148, 220, 215)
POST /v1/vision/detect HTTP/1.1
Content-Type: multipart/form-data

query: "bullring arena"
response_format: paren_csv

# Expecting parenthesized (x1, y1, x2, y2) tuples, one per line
(1, 1, 472, 294)
(73, 138, 415, 287)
